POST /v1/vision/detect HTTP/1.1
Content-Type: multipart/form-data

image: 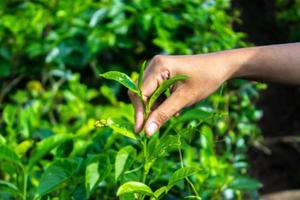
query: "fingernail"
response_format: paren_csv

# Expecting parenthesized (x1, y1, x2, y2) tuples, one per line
(146, 122, 158, 136)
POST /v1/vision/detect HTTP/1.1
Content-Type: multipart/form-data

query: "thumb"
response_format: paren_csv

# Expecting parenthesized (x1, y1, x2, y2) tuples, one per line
(144, 88, 188, 136)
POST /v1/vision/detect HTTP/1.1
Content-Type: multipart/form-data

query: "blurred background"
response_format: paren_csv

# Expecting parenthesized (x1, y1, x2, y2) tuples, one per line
(0, 0, 300, 199)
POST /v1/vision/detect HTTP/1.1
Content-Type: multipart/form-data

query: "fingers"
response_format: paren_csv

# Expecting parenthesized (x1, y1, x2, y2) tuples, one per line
(140, 56, 171, 100)
(128, 90, 144, 133)
(144, 88, 188, 136)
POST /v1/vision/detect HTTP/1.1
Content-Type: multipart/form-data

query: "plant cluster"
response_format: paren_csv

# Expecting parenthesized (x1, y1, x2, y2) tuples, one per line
(0, 0, 266, 199)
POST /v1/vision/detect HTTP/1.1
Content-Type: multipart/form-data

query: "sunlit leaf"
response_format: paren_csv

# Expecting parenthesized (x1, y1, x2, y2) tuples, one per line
(96, 118, 137, 140)
(117, 181, 153, 197)
(100, 71, 138, 94)
(167, 167, 199, 190)
(85, 154, 111, 198)
(151, 186, 167, 200)
(146, 75, 189, 116)
(115, 146, 136, 181)
(138, 61, 147, 90)
(0, 145, 22, 166)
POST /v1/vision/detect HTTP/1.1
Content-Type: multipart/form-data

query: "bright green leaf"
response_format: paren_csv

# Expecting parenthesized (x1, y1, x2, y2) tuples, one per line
(85, 154, 111, 198)
(138, 61, 147, 90)
(167, 167, 199, 190)
(146, 75, 189, 116)
(0, 145, 22, 166)
(100, 71, 138, 94)
(117, 181, 153, 197)
(96, 118, 137, 140)
(115, 146, 136, 181)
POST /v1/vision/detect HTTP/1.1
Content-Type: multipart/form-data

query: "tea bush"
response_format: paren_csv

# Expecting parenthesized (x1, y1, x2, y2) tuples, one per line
(0, 0, 265, 199)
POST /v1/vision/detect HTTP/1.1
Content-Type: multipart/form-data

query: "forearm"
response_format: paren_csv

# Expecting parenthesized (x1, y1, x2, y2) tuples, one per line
(226, 43, 300, 85)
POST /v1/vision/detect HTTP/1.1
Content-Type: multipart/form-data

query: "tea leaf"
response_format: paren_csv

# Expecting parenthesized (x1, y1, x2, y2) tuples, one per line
(37, 158, 81, 196)
(115, 146, 136, 181)
(151, 186, 167, 200)
(117, 181, 153, 197)
(149, 135, 181, 159)
(138, 61, 147, 91)
(167, 167, 199, 190)
(98, 118, 137, 140)
(146, 75, 189, 115)
(229, 176, 262, 190)
(0, 145, 22, 166)
(100, 71, 138, 94)
(0, 180, 22, 198)
(85, 154, 111, 198)
(28, 134, 75, 170)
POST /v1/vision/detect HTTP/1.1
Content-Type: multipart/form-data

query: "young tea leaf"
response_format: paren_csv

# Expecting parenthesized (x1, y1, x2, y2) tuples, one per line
(117, 181, 153, 197)
(167, 167, 199, 190)
(96, 118, 137, 140)
(150, 186, 167, 200)
(146, 75, 189, 116)
(115, 146, 137, 181)
(100, 71, 138, 94)
(138, 61, 147, 91)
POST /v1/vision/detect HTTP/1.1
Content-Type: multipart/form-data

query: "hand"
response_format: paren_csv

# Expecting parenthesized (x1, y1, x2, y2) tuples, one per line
(128, 53, 237, 136)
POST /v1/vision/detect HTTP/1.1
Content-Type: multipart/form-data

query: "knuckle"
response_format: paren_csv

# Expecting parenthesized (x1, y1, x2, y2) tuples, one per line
(151, 55, 167, 71)
(155, 110, 170, 124)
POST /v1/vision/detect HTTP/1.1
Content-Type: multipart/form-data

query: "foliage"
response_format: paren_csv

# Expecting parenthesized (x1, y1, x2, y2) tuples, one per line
(275, 0, 300, 41)
(0, 0, 266, 199)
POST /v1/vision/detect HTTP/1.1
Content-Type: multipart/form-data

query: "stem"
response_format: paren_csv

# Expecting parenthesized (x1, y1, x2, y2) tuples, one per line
(22, 168, 27, 200)
(177, 130, 200, 199)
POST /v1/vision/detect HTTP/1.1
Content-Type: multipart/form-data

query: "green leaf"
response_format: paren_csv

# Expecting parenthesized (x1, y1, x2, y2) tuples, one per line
(3, 105, 17, 126)
(200, 125, 213, 150)
(28, 134, 74, 170)
(138, 61, 147, 90)
(229, 176, 262, 190)
(96, 118, 137, 140)
(0, 145, 22, 166)
(149, 135, 181, 159)
(117, 181, 153, 197)
(115, 146, 136, 181)
(37, 158, 81, 196)
(0, 180, 22, 198)
(85, 154, 111, 198)
(151, 186, 167, 200)
(100, 85, 117, 105)
(146, 75, 189, 115)
(167, 167, 199, 190)
(100, 71, 138, 94)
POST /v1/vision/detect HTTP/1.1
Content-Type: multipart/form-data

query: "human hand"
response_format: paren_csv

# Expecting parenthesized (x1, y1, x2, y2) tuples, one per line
(128, 53, 237, 136)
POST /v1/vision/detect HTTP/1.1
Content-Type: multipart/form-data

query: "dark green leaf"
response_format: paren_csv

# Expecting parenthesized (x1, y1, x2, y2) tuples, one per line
(37, 158, 81, 196)
(0, 145, 22, 166)
(230, 176, 262, 190)
(28, 134, 74, 170)
(100, 71, 138, 94)
(0, 180, 22, 198)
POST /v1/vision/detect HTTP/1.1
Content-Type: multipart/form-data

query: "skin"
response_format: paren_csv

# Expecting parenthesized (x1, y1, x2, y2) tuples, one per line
(128, 43, 300, 136)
